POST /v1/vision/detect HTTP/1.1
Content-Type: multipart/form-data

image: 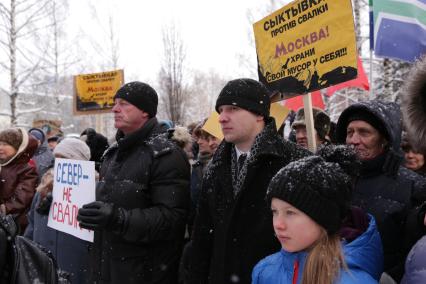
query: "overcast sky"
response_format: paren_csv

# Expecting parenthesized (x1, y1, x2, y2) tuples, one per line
(67, 0, 288, 83)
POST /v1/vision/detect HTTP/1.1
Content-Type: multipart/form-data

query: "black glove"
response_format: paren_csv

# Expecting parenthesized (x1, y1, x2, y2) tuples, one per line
(77, 201, 118, 231)
(36, 192, 53, 215)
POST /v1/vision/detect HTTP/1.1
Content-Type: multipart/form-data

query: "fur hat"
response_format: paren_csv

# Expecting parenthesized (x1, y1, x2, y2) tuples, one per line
(266, 145, 359, 234)
(53, 138, 91, 161)
(168, 126, 192, 149)
(0, 128, 23, 150)
(215, 78, 271, 117)
(402, 55, 426, 153)
(114, 81, 158, 117)
(292, 107, 331, 140)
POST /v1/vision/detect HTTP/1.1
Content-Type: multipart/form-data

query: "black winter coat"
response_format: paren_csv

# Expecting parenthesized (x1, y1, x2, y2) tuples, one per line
(336, 100, 426, 282)
(88, 118, 190, 284)
(189, 118, 310, 284)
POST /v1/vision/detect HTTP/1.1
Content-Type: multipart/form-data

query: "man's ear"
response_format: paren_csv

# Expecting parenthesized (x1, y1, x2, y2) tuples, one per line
(256, 115, 265, 122)
(141, 111, 150, 119)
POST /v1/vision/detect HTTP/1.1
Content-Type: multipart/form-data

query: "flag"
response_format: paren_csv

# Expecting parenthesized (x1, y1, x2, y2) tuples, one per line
(283, 91, 325, 111)
(326, 56, 369, 97)
(373, 0, 426, 62)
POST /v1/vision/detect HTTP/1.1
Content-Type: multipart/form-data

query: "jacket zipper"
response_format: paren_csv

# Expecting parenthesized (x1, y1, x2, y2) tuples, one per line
(292, 259, 299, 284)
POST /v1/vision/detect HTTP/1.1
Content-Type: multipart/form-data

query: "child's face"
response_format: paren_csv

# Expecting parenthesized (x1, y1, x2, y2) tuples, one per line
(271, 198, 322, 252)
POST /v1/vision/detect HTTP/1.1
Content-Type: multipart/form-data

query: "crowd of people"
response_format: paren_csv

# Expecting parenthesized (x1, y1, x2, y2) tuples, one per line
(0, 56, 426, 283)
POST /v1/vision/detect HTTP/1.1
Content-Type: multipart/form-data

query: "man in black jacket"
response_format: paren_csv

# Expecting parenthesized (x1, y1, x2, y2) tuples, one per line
(188, 78, 309, 284)
(77, 81, 190, 283)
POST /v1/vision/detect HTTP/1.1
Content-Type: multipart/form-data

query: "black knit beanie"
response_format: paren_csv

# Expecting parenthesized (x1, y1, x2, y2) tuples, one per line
(114, 81, 158, 117)
(215, 78, 271, 117)
(266, 146, 359, 234)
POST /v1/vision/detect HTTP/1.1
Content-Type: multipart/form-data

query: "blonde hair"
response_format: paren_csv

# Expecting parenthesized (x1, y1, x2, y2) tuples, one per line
(302, 228, 347, 284)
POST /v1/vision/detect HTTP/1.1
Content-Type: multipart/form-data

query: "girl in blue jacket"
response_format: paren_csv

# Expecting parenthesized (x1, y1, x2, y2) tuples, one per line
(252, 145, 383, 284)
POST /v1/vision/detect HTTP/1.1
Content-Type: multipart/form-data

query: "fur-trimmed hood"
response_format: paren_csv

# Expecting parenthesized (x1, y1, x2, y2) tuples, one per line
(0, 128, 38, 168)
(402, 55, 426, 153)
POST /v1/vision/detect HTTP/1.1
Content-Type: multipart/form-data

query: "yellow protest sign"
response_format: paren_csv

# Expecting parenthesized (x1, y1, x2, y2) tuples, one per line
(202, 111, 223, 140)
(202, 102, 290, 140)
(74, 70, 124, 114)
(271, 102, 290, 129)
(253, 0, 357, 96)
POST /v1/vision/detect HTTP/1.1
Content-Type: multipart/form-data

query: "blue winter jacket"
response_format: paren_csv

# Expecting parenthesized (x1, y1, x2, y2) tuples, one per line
(252, 215, 383, 284)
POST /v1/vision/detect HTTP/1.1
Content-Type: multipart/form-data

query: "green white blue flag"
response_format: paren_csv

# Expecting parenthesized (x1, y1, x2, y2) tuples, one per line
(373, 0, 426, 62)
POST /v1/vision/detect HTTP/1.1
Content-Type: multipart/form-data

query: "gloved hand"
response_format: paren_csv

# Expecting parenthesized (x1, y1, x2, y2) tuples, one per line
(36, 192, 53, 215)
(77, 201, 117, 231)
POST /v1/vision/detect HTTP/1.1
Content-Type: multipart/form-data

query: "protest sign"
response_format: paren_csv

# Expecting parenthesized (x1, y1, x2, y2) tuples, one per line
(253, 0, 357, 96)
(48, 158, 96, 242)
(74, 69, 124, 114)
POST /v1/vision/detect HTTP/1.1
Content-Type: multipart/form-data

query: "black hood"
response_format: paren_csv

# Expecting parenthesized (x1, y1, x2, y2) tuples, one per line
(336, 100, 402, 153)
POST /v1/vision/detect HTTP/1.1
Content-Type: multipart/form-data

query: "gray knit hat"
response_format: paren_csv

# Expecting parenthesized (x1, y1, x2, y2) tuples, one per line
(53, 138, 91, 161)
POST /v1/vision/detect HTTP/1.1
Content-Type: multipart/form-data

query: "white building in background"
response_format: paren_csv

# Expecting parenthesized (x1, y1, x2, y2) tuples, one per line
(0, 117, 9, 129)
(0, 90, 10, 129)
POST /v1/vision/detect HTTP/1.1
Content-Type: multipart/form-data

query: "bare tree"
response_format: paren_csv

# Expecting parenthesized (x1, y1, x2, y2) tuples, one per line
(183, 69, 229, 125)
(0, 0, 55, 126)
(157, 24, 187, 125)
(70, 0, 122, 138)
(86, 0, 121, 71)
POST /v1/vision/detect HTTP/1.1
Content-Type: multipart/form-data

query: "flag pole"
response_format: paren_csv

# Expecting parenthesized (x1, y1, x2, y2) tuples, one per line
(369, 50, 374, 100)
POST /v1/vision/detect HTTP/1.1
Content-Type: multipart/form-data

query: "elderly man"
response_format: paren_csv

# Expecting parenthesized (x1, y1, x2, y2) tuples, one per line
(189, 78, 309, 284)
(77, 81, 190, 283)
(336, 100, 426, 283)
(291, 107, 331, 149)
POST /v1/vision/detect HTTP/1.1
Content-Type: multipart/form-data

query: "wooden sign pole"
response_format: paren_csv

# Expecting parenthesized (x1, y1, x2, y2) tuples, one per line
(303, 93, 317, 153)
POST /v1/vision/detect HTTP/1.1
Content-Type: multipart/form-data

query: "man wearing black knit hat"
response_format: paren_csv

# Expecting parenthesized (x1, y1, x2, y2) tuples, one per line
(77, 81, 190, 283)
(189, 78, 310, 284)
(336, 100, 426, 283)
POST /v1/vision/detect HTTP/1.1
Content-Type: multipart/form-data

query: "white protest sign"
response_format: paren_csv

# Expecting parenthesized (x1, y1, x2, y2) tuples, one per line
(47, 158, 96, 242)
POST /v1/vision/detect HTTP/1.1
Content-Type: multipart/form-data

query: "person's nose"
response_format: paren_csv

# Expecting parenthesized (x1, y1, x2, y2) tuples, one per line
(112, 103, 119, 113)
(273, 216, 286, 231)
(347, 133, 360, 145)
(406, 151, 415, 158)
(218, 111, 228, 123)
(296, 131, 306, 140)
